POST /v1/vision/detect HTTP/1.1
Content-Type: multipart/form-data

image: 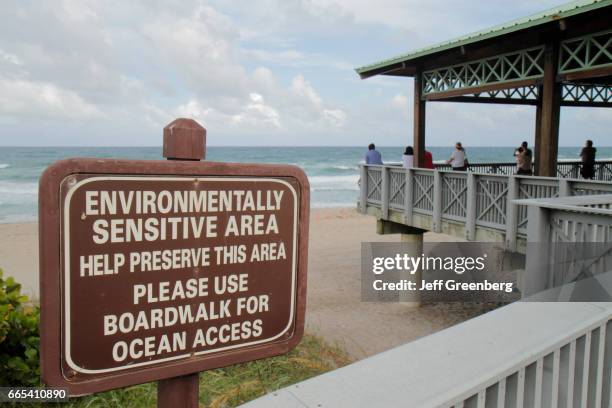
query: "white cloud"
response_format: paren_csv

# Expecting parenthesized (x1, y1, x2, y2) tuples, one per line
(391, 93, 409, 110)
(0, 79, 103, 121)
(291, 75, 323, 109)
(242, 48, 352, 70)
(174, 73, 346, 135)
(232, 93, 281, 128)
(176, 99, 212, 121)
(323, 109, 346, 127)
(0, 0, 608, 146)
(0, 50, 21, 66)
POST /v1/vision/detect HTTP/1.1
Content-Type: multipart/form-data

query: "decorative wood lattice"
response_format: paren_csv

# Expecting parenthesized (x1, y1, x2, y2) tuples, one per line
(422, 47, 544, 95)
(413, 173, 434, 213)
(366, 168, 382, 203)
(559, 29, 612, 74)
(562, 84, 612, 104)
(421, 29, 612, 100)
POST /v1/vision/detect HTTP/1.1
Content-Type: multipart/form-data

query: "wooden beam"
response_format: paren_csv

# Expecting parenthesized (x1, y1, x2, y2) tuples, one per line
(536, 43, 561, 177)
(431, 96, 539, 106)
(426, 96, 612, 108)
(413, 71, 426, 167)
(423, 78, 540, 100)
(562, 100, 612, 108)
(558, 66, 612, 82)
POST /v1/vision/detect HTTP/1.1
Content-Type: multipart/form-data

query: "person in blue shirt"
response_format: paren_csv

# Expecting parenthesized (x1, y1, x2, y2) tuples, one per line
(365, 143, 383, 165)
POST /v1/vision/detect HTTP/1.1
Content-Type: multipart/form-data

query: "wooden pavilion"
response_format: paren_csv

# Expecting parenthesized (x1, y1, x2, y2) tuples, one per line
(355, 0, 612, 176)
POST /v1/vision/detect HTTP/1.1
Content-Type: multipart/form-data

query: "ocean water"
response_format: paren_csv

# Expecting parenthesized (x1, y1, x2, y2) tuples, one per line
(0, 146, 610, 223)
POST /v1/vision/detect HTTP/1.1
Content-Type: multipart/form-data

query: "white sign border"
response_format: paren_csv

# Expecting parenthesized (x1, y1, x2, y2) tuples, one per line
(62, 176, 299, 375)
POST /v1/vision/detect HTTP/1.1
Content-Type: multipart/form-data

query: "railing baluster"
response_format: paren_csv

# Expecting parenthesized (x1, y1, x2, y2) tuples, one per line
(594, 324, 606, 408)
(360, 165, 368, 213)
(559, 178, 570, 197)
(581, 332, 592, 408)
(505, 176, 518, 251)
(466, 173, 476, 240)
(381, 166, 389, 219)
(497, 377, 506, 408)
(433, 171, 442, 232)
(517, 367, 525, 408)
(477, 390, 486, 408)
(568, 339, 576, 408)
(404, 169, 413, 223)
(551, 349, 560, 408)
(535, 358, 544, 407)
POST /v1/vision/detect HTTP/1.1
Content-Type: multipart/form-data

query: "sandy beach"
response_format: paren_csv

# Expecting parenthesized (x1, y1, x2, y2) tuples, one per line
(0, 207, 491, 360)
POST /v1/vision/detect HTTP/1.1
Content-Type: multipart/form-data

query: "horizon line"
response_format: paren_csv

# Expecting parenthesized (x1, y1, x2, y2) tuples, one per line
(1, 145, 611, 148)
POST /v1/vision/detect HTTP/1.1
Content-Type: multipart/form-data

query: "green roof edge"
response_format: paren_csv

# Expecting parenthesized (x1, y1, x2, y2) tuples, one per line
(355, 0, 612, 77)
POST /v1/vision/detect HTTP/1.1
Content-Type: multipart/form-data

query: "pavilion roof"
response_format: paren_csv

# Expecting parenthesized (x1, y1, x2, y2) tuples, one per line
(355, 0, 612, 79)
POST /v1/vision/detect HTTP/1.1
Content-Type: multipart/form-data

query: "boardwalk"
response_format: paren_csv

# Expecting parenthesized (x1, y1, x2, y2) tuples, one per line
(360, 163, 612, 253)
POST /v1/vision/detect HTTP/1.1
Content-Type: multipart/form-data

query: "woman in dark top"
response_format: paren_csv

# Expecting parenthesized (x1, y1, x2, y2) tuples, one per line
(580, 140, 596, 179)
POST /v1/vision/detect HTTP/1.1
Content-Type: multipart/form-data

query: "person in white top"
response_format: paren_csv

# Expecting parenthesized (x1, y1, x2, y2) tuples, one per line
(402, 146, 414, 168)
(446, 142, 467, 171)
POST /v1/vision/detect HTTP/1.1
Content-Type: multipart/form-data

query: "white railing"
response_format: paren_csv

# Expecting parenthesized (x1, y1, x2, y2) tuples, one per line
(433, 159, 612, 181)
(360, 165, 612, 251)
(518, 194, 612, 296)
(241, 297, 612, 408)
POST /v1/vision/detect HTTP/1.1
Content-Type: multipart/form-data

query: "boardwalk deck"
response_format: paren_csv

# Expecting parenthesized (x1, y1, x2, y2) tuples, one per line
(360, 165, 612, 254)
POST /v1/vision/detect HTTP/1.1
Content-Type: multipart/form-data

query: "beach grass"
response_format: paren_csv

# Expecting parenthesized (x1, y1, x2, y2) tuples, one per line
(18, 334, 350, 408)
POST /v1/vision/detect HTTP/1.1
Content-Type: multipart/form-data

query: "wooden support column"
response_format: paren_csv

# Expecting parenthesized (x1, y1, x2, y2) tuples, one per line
(399, 232, 422, 307)
(536, 43, 561, 177)
(375, 220, 425, 307)
(533, 86, 542, 173)
(413, 71, 426, 168)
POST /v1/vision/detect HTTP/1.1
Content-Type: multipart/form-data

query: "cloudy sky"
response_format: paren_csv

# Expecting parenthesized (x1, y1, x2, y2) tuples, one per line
(0, 0, 609, 146)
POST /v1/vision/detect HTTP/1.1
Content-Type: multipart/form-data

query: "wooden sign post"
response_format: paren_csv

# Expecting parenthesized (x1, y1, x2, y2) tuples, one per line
(159, 118, 206, 407)
(38, 119, 309, 405)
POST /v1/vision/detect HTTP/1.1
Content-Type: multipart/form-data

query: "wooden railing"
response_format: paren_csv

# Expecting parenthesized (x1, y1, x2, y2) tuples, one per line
(241, 174, 612, 408)
(431, 160, 612, 181)
(518, 194, 612, 296)
(360, 165, 612, 252)
(242, 299, 612, 408)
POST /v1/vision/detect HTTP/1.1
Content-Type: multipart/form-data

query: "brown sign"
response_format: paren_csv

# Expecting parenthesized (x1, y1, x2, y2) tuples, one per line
(39, 159, 309, 395)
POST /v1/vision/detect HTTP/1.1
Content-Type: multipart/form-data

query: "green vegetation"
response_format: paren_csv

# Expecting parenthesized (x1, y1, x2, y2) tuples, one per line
(0, 268, 41, 387)
(0, 269, 350, 407)
(21, 334, 348, 408)
(53, 334, 349, 408)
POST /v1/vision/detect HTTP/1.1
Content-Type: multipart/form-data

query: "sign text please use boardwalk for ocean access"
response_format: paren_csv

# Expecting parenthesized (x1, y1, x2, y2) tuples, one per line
(38, 159, 309, 395)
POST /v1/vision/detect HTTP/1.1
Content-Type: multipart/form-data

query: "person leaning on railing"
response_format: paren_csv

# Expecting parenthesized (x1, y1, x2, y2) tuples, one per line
(514, 141, 533, 176)
(423, 150, 435, 169)
(580, 140, 596, 179)
(402, 146, 414, 168)
(446, 142, 467, 171)
(365, 143, 383, 165)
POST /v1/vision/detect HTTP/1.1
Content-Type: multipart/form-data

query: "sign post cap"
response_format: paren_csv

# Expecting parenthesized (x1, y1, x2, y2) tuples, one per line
(163, 118, 206, 161)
